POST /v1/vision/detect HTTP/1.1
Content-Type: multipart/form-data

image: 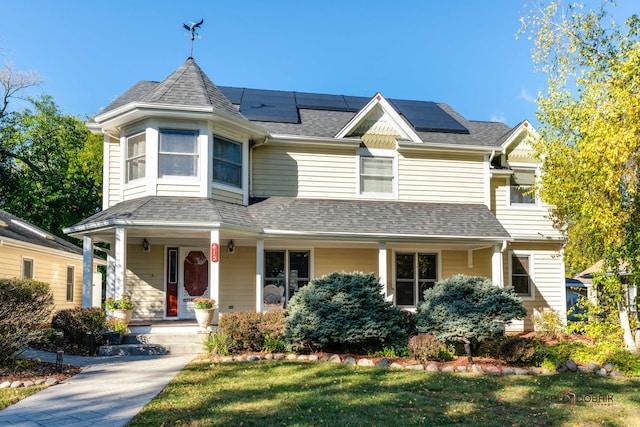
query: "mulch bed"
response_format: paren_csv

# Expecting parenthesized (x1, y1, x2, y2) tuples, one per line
(0, 360, 82, 384)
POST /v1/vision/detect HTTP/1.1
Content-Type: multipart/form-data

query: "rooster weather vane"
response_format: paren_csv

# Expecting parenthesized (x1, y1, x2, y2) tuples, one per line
(183, 19, 204, 59)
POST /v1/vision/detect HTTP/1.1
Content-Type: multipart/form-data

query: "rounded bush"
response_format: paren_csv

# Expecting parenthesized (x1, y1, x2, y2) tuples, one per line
(407, 333, 454, 363)
(52, 307, 106, 351)
(282, 272, 408, 353)
(497, 336, 545, 366)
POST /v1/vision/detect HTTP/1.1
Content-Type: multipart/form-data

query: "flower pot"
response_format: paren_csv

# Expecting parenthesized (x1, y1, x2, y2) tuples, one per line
(195, 308, 216, 331)
(112, 309, 133, 326)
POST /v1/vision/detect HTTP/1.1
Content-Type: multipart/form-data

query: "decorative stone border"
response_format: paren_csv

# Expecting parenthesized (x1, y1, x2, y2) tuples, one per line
(207, 354, 626, 377)
(0, 378, 60, 389)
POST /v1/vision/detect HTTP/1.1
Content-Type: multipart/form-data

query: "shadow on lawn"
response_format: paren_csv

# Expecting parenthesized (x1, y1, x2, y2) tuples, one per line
(129, 361, 640, 427)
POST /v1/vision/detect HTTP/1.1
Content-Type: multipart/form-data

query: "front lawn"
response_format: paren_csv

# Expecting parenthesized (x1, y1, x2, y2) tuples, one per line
(128, 360, 640, 426)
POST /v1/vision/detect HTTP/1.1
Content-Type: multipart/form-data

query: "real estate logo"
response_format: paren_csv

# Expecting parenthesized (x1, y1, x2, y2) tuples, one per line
(544, 390, 614, 406)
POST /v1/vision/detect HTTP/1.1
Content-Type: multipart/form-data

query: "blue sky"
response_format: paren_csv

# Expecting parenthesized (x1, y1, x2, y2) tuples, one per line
(0, 1, 636, 127)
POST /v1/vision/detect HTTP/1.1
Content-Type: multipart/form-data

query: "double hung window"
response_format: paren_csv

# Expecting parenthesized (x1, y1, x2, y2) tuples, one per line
(213, 136, 242, 187)
(159, 130, 198, 177)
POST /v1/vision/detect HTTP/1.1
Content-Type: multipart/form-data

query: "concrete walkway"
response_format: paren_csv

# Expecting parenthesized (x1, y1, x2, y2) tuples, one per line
(1, 350, 194, 426)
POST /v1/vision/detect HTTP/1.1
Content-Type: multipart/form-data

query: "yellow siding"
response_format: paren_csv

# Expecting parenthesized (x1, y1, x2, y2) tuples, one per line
(212, 188, 243, 204)
(219, 246, 256, 313)
(492, 177, 562, 239)
(314, 248, 379, 278)
(107, 136, 121, 208)
(252, 145, 356, 198)
(125, 244, 165, 320)
(441, 248, 493, 279)
(0, 242, 83, 312)
(399, 152, 485, 203)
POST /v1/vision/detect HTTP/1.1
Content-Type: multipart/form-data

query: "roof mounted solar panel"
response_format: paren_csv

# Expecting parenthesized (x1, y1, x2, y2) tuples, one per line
(295, 92, 351, 111)
(389, 99, 468, 134)
(239, 89, 299, 123)
(343, 96, 369, 111)
(218, 86, 244, 104)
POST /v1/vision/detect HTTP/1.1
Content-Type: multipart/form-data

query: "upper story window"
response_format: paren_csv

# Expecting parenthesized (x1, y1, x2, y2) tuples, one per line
(510, 168, 536, 205)
(213, 136, 242, 188)
(159, 130, 198, 178)
(126, 132, 146, 182)
(358, 148, 396, 197)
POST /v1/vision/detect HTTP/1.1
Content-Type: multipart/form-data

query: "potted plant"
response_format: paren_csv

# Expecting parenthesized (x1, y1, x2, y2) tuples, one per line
(105, 295, 134, 329)
(193, 297, 217, 331)
(104, 318, 127, 345)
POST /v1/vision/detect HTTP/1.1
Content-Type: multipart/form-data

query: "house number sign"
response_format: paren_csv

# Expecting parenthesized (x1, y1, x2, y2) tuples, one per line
(211, 243, 219, 262)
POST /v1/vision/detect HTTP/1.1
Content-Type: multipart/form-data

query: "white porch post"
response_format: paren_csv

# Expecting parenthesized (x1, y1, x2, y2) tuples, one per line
(210, 230, 220, 310)
(256, 239, 264, 312)
(378, 243, 388, 296)
(492, 243, 504, 287)
(114, 227, 127, 298)
(82, 236, 93, 308)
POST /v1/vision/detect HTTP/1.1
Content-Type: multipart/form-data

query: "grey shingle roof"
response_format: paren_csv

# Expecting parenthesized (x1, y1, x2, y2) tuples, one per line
(248, 197, 511, 240)
(0, 209, 82, 255)
(67, 197, 510, 241)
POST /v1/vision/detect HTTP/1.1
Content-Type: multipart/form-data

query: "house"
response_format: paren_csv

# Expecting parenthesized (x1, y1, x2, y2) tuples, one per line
(0, 208, 102, 311)
(65, 58, 566, 331)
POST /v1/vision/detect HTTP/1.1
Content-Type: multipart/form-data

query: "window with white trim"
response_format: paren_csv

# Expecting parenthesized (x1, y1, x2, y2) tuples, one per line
(158, 130, 198, 177)
(22, 258, 34, 279)
(510, 168, 536, 204)
(125, 131, 146, 182)
(66, 266, 75, 302)
(264, 250, 310, 306)
(358, 149, 396, 197)
(213, 136, 242, 187)
(395, 253, 437, 306)
(511, 253, 533, 297)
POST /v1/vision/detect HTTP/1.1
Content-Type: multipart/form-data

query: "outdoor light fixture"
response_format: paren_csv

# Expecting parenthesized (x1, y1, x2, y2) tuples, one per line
(228, 240, 235, 253)
(142, 238, 150, 252)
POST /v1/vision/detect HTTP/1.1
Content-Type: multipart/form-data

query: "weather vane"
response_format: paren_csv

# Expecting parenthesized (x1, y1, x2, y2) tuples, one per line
(183, 19, 204, 59)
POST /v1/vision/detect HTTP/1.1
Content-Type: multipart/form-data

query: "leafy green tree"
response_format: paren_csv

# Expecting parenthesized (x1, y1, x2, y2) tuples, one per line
(415, 275, 527, 363)
(520, 0, 639, 351)
(0, 61, 102, 240)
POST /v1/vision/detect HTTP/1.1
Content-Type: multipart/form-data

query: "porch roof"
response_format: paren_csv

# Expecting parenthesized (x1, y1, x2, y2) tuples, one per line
(66, 196, 511, 243)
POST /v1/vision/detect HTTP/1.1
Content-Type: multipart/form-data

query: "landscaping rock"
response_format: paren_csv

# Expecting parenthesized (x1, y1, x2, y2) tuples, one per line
(0, 381, 10, 388)
(529, 367, 542, 375)
(406, 364, 425, 371)
(286, 354, 297, 361)
(344, 357, 356, 365)
(377, 358, 390, 367)
(471, 364, 483, 374)
(221, 357, 234, 363)
(456, 366, 467, 373)
(22, 381, 34, 387)
(309, 355, 319, 362)
(247, 355, 261, 362)
(596, 368, 608, 377)
(502, 368, 514, 375)
(273, 353, 286, 360)
(565, 360, 577, 371)
(485, 366, 501, 375)
(44, 378, 59, 386)
(320, 355, 330, 362)
(328, 354, 342, 363)
(603, 363, 614, 373)
(390, 362, 403, 369)
(10, 381, 22, 388)
(587, 362, 600, 371)
(426, 363, 439, 372)
(34, 379, 46, 386)
(541, 368, 554, 375)
(264, 353, 274, 360)
(610, 370, 623, 377)
(577, 366, 591, 374)
(557, 365, 568, 373)
(514, 368, 529, 375)
(441, 366, 455, 373)
(297, 355, 309, 361)
(357, 358, 375, 367)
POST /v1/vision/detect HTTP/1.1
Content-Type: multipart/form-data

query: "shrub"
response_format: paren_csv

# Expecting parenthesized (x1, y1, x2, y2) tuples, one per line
(497, 336, 545, 366)
(415, 274, 527, 362)
(0, 278, 54, 364)
(218, 310, 285, 353)
(533, 308, 565, 340)
(202, 332, 232, 357)
(104, 295, 133, 310)
(52, 307, 107, 352)
(407, 333, 455, 363)
(282, 272, 408, 353)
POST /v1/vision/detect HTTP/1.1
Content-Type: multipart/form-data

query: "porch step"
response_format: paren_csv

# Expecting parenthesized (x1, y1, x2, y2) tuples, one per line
(121, 332, 209, 355)
(98, 344, 169, 356)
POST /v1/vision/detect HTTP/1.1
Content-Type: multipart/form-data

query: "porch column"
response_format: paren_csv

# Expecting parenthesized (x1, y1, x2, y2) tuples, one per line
(106, 250, 116, 300)
(210, 230, 220, 310)
(256, 239, 264, 312)
(82, 235, 93, 308)
(114, 227, 127, 298)
(378, 243, 388, 296)
(492, 243, 504, 287)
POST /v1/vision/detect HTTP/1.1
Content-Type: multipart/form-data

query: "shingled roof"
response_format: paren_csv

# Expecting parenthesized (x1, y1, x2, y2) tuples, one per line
(66, 197, 510, 242)
(0, 209, 82, 255)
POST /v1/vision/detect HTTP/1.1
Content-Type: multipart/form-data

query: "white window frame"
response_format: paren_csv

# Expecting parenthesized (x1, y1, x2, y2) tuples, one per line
(508, 164, 540, 208)
(264, 249, 312, 306)
(158, 129, 200, 179)
(21, 257, 34, 279)
(356, 148, 398, 199)
(212, 136, 243, 188)
(125, 131, 146, 183)
(393, 251, 439, 307)
(508, 251, 535, 300)
(66, 265, 75, 302)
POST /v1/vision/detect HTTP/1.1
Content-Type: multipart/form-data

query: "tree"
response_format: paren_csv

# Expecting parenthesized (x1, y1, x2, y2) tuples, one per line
(520, 0, 640, 351)
(415, 275, 527, 363)
(0, 61, 102, 240)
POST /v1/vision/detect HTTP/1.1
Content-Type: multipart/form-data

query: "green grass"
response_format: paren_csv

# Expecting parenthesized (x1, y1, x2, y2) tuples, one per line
(0, 386, 45, 410)
(129, 361, 640, 427)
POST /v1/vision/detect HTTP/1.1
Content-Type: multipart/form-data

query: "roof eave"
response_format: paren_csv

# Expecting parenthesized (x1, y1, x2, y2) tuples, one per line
(397, 140, 496, 153)
(261, 228, 512, 242)
(260, 134, 361, 148)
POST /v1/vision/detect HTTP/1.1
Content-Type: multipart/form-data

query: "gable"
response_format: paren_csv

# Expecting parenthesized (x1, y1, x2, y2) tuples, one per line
(350, 105, 401, 149)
